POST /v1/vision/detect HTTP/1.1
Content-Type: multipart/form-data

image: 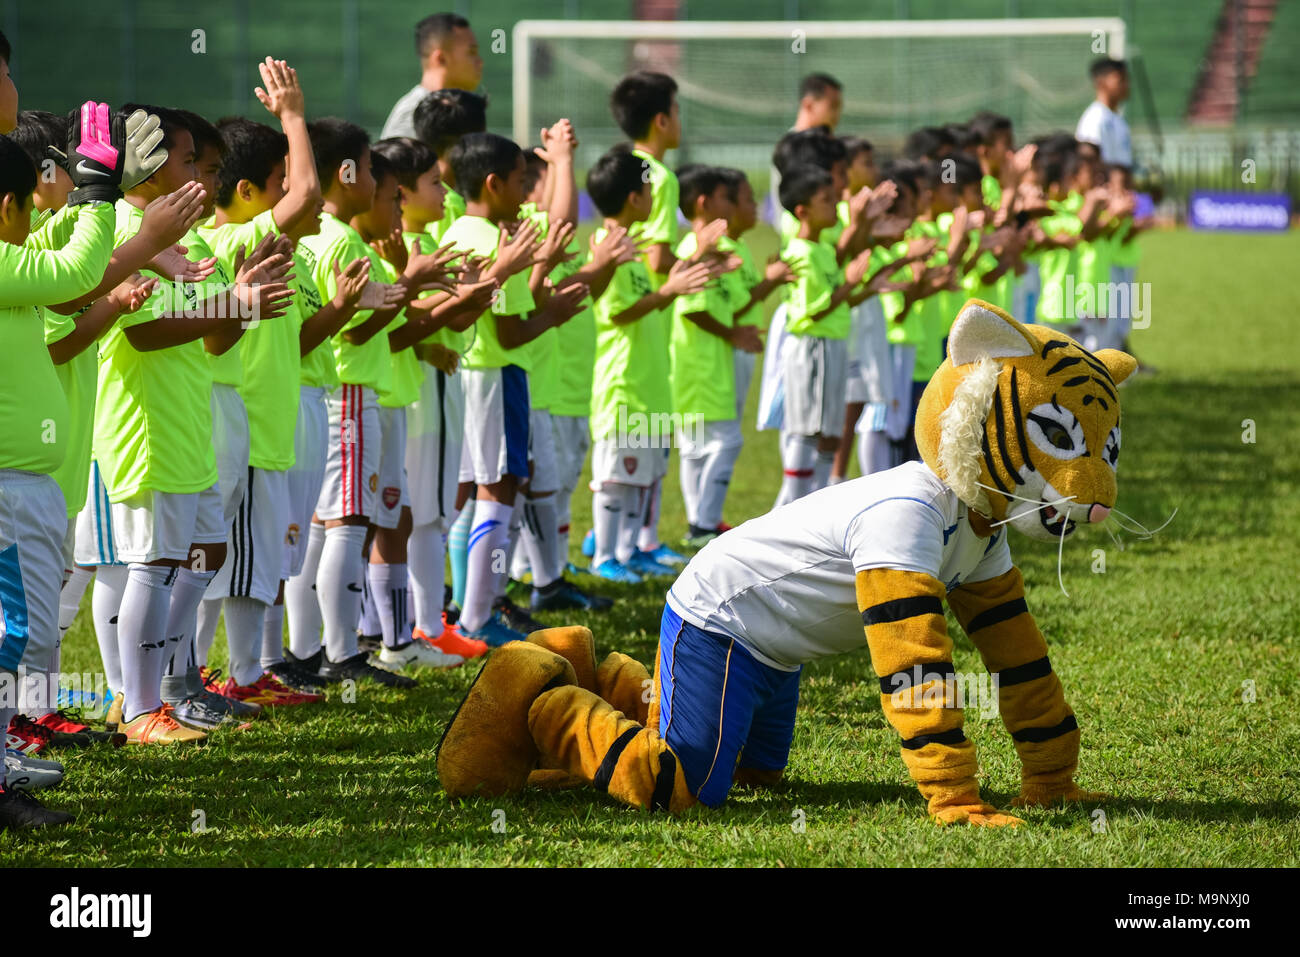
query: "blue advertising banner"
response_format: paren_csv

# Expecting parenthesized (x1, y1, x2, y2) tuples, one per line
(1188, 191, 1291, 232)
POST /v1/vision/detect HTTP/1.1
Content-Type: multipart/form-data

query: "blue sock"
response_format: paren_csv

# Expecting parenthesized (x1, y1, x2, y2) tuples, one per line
(449, 501, 475, 609)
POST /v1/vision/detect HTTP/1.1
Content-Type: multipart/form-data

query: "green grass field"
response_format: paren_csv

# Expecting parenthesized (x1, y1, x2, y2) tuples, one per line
(4, 229, 1298, 867)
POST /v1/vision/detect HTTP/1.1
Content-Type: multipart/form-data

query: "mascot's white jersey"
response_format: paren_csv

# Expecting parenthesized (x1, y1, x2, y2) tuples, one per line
(666, 461, 1014, 671)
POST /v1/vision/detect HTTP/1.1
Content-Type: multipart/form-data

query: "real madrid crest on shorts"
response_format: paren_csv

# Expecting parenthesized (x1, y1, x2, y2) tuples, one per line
(285, 523, 300, 547)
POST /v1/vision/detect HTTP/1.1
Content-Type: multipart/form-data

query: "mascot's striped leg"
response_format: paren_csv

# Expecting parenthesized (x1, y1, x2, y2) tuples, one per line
(857, 568, 1022, 826)
(947, 568, 1105, 808)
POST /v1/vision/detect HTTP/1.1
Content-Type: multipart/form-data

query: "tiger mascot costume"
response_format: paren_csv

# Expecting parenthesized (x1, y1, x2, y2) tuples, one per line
(437, 300, 1136, 826)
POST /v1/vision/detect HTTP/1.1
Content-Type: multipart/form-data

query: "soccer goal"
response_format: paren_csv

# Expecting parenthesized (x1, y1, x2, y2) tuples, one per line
(512, 17, 1126, 166)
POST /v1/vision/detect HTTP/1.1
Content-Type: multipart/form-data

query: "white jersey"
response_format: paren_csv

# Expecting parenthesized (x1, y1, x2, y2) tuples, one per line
(381, 83, 430, 140)
(667, 461, 1013, 671)
(1075, 100, 1132, 168)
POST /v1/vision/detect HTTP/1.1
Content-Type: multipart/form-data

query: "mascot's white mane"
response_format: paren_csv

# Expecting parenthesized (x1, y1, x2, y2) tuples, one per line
(936, 356, 1001, 518)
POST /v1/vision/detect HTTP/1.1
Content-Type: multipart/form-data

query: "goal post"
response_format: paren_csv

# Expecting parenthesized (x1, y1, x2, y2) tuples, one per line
(512, 17, 1125, 165)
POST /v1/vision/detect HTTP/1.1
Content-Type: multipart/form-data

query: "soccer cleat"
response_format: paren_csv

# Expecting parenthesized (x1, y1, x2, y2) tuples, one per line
(104, 693, 123, 732)
(267, 659, 327, 694)
(530, 579, 614, 613)
(167, 696, 235, 730)
(682, 525, 721, 549)
(198, 668, 264, 718)
(220, 673, 323, 707)
(376, 638, 462, 671)
(357, 632, 382, 654)
(643, 544, 688, 567)
(34, 709, 125, 747)
(0, 786, 74, 830)
(715, 521, 734, 533)
(7, 716, 53, 755)
(319, 651, 418, 688)
(461, 611, 527, 648)
(5, 751, 64, 791)
(420, 625, 488, 662)
(590, 559, 642, 584)
(625, 550, 678, 579)
(580, 529, 596, 558)
(494, 595, 545, 634)
(121, 704, 208, 745)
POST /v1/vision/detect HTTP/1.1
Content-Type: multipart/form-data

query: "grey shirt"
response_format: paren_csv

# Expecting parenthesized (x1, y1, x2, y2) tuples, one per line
(381, 83, 431, 140)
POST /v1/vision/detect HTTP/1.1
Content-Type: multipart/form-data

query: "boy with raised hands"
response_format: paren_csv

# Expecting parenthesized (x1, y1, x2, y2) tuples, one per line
(439, 132, 588, 646)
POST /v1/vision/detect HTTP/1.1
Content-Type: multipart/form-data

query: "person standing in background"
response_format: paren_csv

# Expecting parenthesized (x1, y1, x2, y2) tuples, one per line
(381, 13, 484, 140)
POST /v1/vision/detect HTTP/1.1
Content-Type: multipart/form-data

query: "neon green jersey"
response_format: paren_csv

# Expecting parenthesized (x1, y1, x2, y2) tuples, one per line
(0, 203, 113, 476)
(427, 185, 466, 245)
(294, 248, 335, 390)
(182, 224, 240, 387)
(94, 201, 218, 499)
(1111, 218, 1140, 268)
(670, 231, 736, 422)
(298, 212, 397, 392)
(45, 310, 94, 516)
(590, 227, 672, 440)
(373, 256, 421, 408)
(629, 149, 678, 286)
(780, 200, 847, 253)
(440, 214, 536, 371)
(1036, 194, 1084, 326)
(730, 237, 764, 327)
(784, 235, 849, 339)
(202, 210, 303, 469)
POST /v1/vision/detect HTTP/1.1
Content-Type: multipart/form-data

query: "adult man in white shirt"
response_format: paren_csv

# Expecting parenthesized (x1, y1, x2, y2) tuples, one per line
(1075, 57, 1132, 169)
(768, 72, 843, 221)
(381, 13, 484, 140)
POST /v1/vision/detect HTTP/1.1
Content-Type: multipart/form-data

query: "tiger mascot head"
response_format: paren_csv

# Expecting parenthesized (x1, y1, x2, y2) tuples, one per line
(916, 299, 1137, 543)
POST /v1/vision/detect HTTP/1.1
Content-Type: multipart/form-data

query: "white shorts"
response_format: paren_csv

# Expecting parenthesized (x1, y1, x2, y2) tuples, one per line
(0, 470, 66, 674)
(206, 467, 291, 605)
(527, 408, 559, 492)
(782, 334, 848, 436)
(286, 386, 329, 576)
(679, 419, 743, 460)
(317, 384, 381, 522)
(550, 414, 590, 494)
(845, 299, 892, 406)
(109, 482, 224, 565)
(458, 366, 530, 486)
(212, 384, 251, 526)
(733, 348, 758, 421)
(74, 462, 120, 567)
(372, 405, 410, 530)
(589, 436, 669, 490)
(406, 369, 464, 530)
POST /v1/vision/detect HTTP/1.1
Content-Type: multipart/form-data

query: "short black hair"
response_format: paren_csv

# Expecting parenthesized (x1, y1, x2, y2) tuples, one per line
(716, 167, 747, 204)
(968, 111, 1013, 145)
(175, 109, 224, 162)
(1033, 142, 1082, 189)
(778, 165, 833, 215)
(521, 146, 546, 195)
(447, 131, 520, 201)
(308, 117, 370, 185)
(10, 110, 68, 169)
(0, 134, 38, 207)
(413, 89, 487, 155)
(122, 104, 189, 152)
(415, 13, 471, 59)
(371, 136, 438, 191)
(369, 147, 395, 186)
(945, 123, 979, 153)
(903, 125, 956, 161)
(215, 117, 287, 207)
(841, 135, 873, 162)
(799, 73, 842, 100)
(772, 127, 846, 178)
(610, 71, 677, 140)
(586, 143, 647, 217)
(677, 164, 729, 218)
(880, 158, 924, 199)
(1090, 57, 1127, 80)
(925, 153, 981, 190)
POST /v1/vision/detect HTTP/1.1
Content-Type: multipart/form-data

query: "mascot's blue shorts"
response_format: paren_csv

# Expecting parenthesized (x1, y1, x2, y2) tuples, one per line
(657, 603, 801, 807)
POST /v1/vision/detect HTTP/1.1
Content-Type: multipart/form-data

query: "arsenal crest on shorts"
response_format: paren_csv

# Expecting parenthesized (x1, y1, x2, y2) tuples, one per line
(383, 486, 400, 509)
(624, 456, 638, 475)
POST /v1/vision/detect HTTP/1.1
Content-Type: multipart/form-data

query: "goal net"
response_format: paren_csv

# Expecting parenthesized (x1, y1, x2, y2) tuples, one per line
(512, 18, 1126, 170)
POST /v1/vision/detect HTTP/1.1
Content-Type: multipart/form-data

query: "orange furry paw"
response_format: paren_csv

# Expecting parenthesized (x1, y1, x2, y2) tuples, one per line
(933, 804, 1025, 828)
(1012, 783, 1108, 808)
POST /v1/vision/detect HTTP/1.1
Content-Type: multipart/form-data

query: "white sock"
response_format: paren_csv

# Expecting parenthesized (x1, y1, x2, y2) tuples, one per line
(679, 450, 705, 528)
(91, 564, 126, 693)
(223, 596, 268, 686)
(163, 567, 217, 688)
(358, 566, 380, 637)
(261, 601, 285, 668)
(637, 479, 662, 552)
(776, 432, 818, 506)
(461, 499, 512, 633)
(554, 488, 574, 574)
(59, 565, 94, 641)
(195, 597, 223, 669)
(368, 562, 410, 649)
(520, 496, 561, 588)
(618, 485, 646, 563)
(286, 521, 325, 659)
(697, 439, 742, 530)
(592, 487, 623, 568)
(408, 522, 446, 637)
(118, 564, 176, 722)
(812, 448, 835, 492)
(317, 524, 367, 663)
